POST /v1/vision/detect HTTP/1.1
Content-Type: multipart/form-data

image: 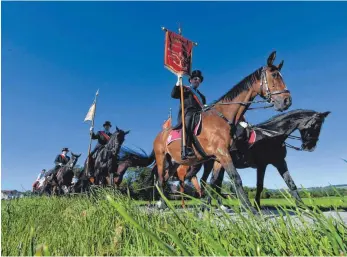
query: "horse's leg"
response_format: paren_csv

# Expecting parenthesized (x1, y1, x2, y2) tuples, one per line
(177, 165, 189, 208)
(155, 152, 167, 209)
(273, 160, 304, 206)
(191, 176, 202, 198)
(201, 161, 213, 196)
(254, 165, 267, 209)
(210, 162, 226, 209)
(218, 154, 257, 213)
(215, 167, 226, 209)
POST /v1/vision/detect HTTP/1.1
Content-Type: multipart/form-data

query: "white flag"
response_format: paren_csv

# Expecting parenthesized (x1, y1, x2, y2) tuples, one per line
(84, 101, 96, 122)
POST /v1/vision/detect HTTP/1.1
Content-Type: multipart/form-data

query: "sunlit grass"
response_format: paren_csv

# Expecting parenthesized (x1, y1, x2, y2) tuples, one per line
(1, 188, 346, 256)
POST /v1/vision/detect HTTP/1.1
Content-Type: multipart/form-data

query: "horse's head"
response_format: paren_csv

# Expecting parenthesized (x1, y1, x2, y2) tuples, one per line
(69, 152, 82, 169)
(108, 126, 130, 156)
(298, 111, 330, 151)
(256, 51, 292, 112)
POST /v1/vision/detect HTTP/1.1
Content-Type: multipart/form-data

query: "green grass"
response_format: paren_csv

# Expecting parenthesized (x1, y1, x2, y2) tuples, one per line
(136, 196, 347, 208)
(2, 189, 347, 256)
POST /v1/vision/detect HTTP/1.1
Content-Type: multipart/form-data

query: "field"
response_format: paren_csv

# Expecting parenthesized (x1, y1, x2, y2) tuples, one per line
(2, 189, 347, 256)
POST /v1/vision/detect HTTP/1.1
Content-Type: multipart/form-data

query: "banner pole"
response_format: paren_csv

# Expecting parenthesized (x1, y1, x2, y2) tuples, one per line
(85, 90, 99, 177)
(177, 25, 187, 156)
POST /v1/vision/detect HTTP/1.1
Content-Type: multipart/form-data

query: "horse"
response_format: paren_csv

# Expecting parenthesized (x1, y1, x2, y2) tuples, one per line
(153, 51, 292, 212)
(76, 127, 130, 191)
(41, 152, 81, 195)
(176, 109, 330, 209)
(88, 126, 130, 186)
(55, 152, 82, 193)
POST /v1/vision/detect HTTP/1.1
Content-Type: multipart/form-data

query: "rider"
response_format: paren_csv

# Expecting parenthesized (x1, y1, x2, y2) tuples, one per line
(46, 147, 71, 179)
(88, 121, 113, 177)
(171, 70, 206, 160)
(32, 169, 46, 190)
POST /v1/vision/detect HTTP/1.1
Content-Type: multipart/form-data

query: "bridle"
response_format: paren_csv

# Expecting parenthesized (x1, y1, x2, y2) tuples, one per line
(202, 66, 290, 129)
(259, 66, 290, 103)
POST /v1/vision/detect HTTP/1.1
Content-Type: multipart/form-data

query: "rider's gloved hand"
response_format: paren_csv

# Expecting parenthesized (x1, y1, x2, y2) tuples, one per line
(176, 74, 183, 86)
(89, 127, 94, 134)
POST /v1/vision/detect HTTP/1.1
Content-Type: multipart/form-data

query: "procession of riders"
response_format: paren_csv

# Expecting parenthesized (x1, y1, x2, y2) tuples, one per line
(31, 49, 329, 214)
(33, 69, 217, 193)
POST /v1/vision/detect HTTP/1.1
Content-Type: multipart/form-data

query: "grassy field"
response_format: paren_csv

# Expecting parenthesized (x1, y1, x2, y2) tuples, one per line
(1, 189, 347, 256)
(136, 196, 347, 209)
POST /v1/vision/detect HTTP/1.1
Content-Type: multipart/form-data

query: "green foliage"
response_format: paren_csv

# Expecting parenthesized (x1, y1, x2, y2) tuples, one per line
(2, 190, 347, 256)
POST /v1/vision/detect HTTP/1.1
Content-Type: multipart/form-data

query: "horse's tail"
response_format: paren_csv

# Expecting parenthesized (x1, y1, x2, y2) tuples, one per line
(143, 162, 158, 187)
(120, 146, 156, 167)
(144, 149, 156, 167)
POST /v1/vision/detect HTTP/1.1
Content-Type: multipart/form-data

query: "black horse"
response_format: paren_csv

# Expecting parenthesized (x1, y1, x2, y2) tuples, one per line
(89, 126, 130, 186)
(73, 127, 129, 192)
(188, 109, 331, 208)
(41, 152, 82, 195)
(72, 146, 155, 193)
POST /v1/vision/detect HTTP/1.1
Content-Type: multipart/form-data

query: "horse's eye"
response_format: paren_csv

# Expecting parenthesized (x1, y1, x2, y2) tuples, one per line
(272, 73, 277, 78)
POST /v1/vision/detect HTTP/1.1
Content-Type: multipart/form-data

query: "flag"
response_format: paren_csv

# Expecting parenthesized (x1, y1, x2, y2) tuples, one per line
(164, 30, 193, 76)
(162, 117, 172, 129)
(84, 89, 99, 122)
(84, 101, 96, 122)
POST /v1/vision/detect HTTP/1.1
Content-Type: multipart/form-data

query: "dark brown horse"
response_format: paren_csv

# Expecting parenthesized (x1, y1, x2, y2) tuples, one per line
(41, 152, 81, 195)
(84, 127, 129, 186)
(153, 51, 292, 212)
(56, 152, 82, 193)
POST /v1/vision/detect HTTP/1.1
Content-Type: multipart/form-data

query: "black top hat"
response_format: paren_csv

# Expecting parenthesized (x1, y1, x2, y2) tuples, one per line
(42, 169, 46, 172)
(103, 121, 112, 127)
(62, 147, 69, 152)
(189, 70, 204, 83)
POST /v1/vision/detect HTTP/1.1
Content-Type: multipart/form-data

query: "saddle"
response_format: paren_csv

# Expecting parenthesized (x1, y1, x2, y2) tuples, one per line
(167, 113, 202, 146)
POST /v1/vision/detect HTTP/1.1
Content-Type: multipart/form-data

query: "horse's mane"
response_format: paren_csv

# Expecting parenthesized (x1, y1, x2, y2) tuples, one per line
(118, 145, 148, 162)
(216, 67, 262, 103)
(255, 109, 317, 129)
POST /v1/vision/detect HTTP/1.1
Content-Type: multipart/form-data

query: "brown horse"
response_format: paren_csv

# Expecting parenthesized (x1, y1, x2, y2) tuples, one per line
(153, 51, 292, 212)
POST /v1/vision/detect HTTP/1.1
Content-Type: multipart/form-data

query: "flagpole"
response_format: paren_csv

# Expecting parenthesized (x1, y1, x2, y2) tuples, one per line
(177, 25, 188, 156)
(85, 89, 99, 177)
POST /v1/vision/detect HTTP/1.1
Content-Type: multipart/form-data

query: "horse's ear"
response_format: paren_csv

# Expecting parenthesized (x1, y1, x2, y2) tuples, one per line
(267, 51, 276, 66)
(116, 126, 120, 132)
(71, 152, 75, 156)
(321, 111, 331, 118)
(125, 130, 130, 135)
(77, 153, 82, 157)
(278, 60, 284, 71)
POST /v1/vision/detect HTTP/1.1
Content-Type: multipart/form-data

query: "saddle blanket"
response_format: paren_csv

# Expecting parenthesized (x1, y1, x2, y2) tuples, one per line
(167, 114, 202, 145)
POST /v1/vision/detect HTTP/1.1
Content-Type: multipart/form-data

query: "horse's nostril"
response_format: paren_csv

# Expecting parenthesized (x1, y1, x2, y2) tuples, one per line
(284, 96, 292, 106)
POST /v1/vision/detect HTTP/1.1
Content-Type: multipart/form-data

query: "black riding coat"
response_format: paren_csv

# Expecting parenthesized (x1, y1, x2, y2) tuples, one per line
(53, 154, 70, 172)
(91, 131, 113, 145)
(171, 85, 206, 124)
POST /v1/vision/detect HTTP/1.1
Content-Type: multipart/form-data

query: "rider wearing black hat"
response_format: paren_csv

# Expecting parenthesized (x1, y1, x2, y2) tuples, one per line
(88, 121, 114, 177)
(54, 148, 71, 170)
(171, 70, 207, 160)
(90, 121, 113, 149)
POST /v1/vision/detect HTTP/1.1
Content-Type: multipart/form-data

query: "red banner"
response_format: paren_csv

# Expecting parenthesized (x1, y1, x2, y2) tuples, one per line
(164, 30, 193, 75)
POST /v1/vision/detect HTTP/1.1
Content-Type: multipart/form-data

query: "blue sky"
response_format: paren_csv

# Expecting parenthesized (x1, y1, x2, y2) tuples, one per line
(2, 2, 347, 191)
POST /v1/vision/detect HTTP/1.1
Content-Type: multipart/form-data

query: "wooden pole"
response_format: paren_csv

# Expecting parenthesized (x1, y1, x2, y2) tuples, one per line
(177, 24, 187, 152)
(85, 89, 99, 177)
